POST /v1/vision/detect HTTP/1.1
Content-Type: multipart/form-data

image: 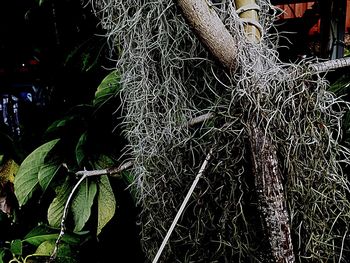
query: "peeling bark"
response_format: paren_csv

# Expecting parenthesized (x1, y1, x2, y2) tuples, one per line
(249, 123, 295, 263)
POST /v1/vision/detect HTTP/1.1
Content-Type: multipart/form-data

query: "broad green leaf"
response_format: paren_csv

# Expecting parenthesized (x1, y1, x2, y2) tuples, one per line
(71, 179, 97, 232)
(10, 239, 22, 256)
(23, 225, 82, 246)
(38, 163, 61, 192)
(25, 234, 66, 246)
(34, 240, 77, 263)
(34, 240, 54, 256)
(14, 139, 60, 207)
(93, 70, 121, 106)
(28, 234, 58, 245)
(48, 179, 72, 228)
(75, 132, 88, 166)
(97, 175, 116, 235)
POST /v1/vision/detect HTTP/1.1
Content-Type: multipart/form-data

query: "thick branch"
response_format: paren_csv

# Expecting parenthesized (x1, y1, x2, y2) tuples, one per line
(176, 0, 237, 70)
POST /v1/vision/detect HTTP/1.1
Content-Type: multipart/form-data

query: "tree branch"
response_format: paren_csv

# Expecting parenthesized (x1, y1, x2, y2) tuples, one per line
(176, 0, 237, 70)
(309, 57, 350, 73)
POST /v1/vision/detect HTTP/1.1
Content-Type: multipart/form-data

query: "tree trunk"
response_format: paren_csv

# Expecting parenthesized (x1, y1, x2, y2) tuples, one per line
(176, 0, 296, 261)
(249, 123, 295, 263)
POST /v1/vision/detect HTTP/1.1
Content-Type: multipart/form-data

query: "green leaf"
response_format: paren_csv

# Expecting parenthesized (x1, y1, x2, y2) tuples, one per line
(38, 163, 61, 192)
(34, 240, 55, 256)
(45, 117, 75, 135)
(10, 239, 22, 256)
(97, 175, 116, 236)
(25, 234, 63, 248)
(93, 70, 121, 106)
(48, 179, 72, 228)
(71, 179, 97, 232)
(23, 225, 82, 246)
(26, 234, 60, 247)
(14, 139, 60, 207)
(34, 240, 77, 263)
(75, 132, 88, 166)
(45, 115, 84, 137)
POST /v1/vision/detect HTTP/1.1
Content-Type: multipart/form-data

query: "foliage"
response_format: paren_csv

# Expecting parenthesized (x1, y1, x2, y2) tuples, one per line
(14, 139, 60, 207)
(0, 69, 126, 262)
(14, 69, 121, 230)
(0, 224, 84, 263)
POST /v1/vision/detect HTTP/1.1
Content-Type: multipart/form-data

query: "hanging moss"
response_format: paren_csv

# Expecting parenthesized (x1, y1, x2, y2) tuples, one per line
(90, 0, 350, 262)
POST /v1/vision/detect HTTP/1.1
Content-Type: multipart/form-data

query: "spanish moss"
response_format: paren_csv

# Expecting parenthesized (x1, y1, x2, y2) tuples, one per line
(90, 0, 350, 262)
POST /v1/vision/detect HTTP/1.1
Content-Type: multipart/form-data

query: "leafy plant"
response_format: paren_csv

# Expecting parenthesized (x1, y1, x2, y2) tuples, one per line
(0, 224, 85, 263)
(10, 70, 127, 261)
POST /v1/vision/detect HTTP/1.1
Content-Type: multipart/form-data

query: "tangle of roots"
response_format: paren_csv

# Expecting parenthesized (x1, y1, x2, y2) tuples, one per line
(90, 0, 350, 262)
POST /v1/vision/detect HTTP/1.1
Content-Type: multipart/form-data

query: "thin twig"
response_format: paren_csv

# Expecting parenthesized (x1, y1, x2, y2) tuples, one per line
(107, 160, 134, 177)
(309, 57, 350, 73)
(152, 148, 213, 263)
(49, 160, 133, 262)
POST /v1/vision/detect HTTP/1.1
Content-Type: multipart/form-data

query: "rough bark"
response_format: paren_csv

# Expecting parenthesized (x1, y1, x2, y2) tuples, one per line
(176, 0, 237, 70)
(249, 123, 295, 263)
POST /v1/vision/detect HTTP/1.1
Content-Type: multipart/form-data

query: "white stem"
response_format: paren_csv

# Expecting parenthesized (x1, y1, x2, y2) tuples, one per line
(152, 148, 213, 263)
